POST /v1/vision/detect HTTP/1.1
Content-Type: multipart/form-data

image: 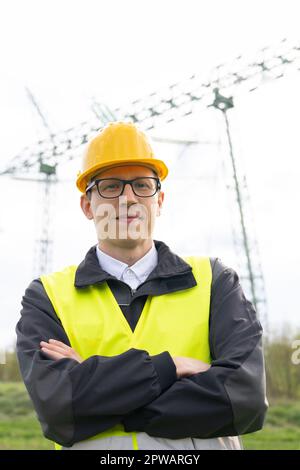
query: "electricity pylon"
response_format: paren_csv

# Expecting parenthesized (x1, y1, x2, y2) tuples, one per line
(2, 38, 300, 329)
(25, 87, 57, 276)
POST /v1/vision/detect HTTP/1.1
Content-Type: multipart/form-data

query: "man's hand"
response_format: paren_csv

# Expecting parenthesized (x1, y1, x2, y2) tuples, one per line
(172, 356, 211, 378)
(39, 341, 209, 375)
(40, 339, 83, 363)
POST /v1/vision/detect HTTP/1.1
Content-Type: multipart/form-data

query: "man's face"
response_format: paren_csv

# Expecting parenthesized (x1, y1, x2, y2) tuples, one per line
(80, 165, 164, 248)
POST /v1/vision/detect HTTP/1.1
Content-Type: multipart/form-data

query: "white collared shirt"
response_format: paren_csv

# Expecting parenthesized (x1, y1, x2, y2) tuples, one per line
(96, 243, 158, 291)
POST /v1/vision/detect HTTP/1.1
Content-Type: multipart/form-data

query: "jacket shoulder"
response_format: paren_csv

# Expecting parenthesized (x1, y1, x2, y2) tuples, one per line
(40, 265, 78, 284)
(208, 256, 236, 288)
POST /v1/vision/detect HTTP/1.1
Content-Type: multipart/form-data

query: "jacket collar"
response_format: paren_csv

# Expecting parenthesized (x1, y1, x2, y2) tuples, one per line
(75, 239, 194, 288)
(95, 242, 158, 284)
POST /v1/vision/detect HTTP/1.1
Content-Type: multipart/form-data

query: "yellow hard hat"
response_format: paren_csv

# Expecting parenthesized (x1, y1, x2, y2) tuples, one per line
(76, 121, 169, 192)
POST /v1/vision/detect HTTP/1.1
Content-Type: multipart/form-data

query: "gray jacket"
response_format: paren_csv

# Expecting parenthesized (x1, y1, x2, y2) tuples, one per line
(15, 240, 268, 449)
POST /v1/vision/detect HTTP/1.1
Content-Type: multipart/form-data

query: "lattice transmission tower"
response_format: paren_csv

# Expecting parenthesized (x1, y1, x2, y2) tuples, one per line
(1, 38, 300, 333)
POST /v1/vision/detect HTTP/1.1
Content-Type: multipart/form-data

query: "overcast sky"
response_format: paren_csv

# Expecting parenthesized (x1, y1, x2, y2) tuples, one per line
(1, 0, 300, 349)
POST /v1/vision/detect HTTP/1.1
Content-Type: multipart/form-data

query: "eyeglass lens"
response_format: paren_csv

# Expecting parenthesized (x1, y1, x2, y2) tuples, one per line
(97, 178, 158, 198)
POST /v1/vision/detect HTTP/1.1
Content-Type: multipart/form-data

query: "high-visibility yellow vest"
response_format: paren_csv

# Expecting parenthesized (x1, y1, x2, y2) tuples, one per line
(40, 255, 212, 450)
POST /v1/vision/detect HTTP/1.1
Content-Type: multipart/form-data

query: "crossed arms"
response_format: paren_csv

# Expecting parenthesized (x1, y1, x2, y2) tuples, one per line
(16, 266, 268, 447)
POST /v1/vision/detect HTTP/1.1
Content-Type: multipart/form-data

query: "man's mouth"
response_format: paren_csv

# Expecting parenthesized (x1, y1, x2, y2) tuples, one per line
(116, 214, 140, 219)
(116, 215, 140, 221)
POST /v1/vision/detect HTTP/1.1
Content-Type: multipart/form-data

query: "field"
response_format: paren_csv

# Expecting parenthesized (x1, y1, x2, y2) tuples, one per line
(0, 382, 299, 450)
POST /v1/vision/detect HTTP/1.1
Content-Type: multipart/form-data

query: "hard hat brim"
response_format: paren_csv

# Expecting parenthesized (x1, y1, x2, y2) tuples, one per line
(76, 158, 168, 193)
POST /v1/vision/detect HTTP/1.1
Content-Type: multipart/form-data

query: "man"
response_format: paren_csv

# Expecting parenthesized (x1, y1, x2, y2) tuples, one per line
(16, 121, 268, 450)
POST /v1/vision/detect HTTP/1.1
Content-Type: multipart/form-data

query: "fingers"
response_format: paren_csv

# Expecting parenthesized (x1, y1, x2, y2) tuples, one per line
(39, 339, 83, 363)
(48, 339, 71, 350)
(40, 341, 70, 357)
(40, 347, 66, 361)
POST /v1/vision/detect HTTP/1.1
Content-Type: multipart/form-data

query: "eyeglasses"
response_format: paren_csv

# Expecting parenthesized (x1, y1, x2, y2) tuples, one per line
(86, 177, 161, 198)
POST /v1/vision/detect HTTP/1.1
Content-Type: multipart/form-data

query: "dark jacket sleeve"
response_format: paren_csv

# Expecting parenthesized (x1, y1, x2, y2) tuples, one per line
(15, 279, 177, 447)
(121, 258, 269, 438)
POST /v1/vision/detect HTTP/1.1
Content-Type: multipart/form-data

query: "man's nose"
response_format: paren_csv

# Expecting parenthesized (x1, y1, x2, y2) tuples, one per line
(122, 182, 138, 201)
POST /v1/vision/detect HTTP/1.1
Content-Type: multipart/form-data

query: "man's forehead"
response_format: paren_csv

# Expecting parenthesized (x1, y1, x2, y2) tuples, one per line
(91, 164, 157, 180)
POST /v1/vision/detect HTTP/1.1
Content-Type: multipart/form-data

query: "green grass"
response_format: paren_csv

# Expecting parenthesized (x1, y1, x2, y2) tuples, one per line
(241, 401, 300, 450)
(0, 382, 299, 450)
(0, 382, 53, 450)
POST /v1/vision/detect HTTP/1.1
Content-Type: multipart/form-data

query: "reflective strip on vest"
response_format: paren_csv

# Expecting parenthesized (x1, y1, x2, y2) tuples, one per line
(40, 255, 242, 450)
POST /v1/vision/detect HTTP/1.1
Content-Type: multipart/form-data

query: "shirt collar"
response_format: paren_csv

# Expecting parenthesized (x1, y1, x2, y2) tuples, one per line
(74, 239, 194, 288)
(96, 242, 158, 282)
(128, 243, 158, 282)
(96, 246, 128, 280)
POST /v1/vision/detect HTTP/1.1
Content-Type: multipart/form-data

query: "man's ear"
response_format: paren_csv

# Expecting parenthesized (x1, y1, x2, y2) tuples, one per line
(157, 190, 164, 216)
(80, 194, 94, 220)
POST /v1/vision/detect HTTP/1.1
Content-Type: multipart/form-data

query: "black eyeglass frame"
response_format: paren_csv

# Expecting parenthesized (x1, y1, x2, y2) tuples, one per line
(85, 177, 161, 198)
